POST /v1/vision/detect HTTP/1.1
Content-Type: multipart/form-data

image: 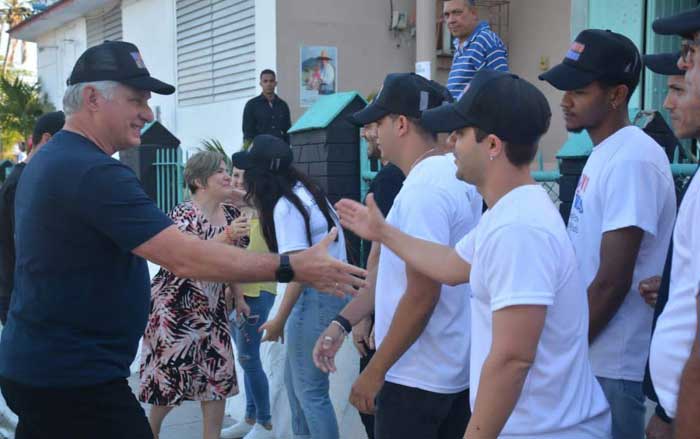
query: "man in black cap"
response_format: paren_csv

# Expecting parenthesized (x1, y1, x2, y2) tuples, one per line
(313, 72, 481, 439)
(635, 50, 692, 439)
(0, 41, 364, 439)
(647, 9, 700, 438)
(334, 69, 611, 438)
(539, 29, 677, 439)
(0, 111, 64, 325)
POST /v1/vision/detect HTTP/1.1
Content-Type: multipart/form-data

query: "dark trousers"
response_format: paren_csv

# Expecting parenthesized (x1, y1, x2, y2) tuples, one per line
(375, 381, 471, 439)
(0, 376, 153, 439)
(359, 347, 376, 439)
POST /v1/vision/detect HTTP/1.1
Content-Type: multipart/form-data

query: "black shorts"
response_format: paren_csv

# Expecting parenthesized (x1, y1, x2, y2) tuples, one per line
(0, 376, 152, 439)
(375, 381, 471, 439)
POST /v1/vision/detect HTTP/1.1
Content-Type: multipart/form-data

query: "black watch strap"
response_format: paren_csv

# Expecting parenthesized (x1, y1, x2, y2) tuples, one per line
(333, 314, 352, 333)
(275, 254, 294, 283)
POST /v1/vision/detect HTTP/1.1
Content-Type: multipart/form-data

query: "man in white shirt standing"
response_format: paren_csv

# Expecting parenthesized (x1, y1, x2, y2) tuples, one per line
(540, 29, 677, 439)
(313, 72, 482, 439)
(334, 69, 611, 438)
(647, 8, 700, 439)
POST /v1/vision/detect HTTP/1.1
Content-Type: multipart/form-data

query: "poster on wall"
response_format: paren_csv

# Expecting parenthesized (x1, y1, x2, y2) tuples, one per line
(300, 45, 337, 107)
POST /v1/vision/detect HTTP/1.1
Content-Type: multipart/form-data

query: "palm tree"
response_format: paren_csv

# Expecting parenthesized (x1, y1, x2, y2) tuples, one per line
(0, 0, 32, 76)
(0, 76, 50, 158)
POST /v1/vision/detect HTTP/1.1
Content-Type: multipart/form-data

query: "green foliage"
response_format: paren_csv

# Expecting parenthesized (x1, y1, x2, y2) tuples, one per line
(0, 76, 54, 159)
(199, 138, 232, 172)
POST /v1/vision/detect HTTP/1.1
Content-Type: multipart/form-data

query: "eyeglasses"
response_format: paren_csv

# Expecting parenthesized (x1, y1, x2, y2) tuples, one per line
(680, 39, 700, 64)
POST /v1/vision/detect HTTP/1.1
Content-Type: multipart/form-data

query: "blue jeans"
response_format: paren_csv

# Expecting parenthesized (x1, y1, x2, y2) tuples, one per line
(596, 377, 645, 439)
(285, 287, 347, 439)
(231, 291, 275, 425)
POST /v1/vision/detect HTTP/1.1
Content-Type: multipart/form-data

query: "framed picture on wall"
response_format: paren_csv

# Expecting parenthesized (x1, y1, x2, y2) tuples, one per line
(300, 45, 338, 107)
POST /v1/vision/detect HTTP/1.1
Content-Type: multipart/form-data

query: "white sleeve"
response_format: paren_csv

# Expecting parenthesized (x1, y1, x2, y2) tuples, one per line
(480, 224, 558, 311)
(455, 229, 476, 264)
(273, 197, 310, 254)
(601, 160, 674, 236)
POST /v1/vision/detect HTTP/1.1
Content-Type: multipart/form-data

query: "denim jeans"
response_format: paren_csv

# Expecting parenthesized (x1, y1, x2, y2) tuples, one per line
(596, 377, 645, 439)
(231, 291, 275, 426)
(374, 381, 471, 439)
(284, 287, 347, 439)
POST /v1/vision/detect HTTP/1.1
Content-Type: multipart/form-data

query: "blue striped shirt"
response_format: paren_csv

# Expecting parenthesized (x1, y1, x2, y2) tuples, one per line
(447, 21, 509, 100)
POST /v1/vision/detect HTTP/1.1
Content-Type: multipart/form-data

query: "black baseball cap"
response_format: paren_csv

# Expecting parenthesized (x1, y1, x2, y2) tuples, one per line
(349, 73, 450, 126)
(421, 70, 551, 145)
(653, 6, 700, 38)
(539, 29, 642, 91)
(231, 134, 293, 173)
(644, 52, 684, 76)
(67, 41, 175, 95)
(32, 111, 65, 143)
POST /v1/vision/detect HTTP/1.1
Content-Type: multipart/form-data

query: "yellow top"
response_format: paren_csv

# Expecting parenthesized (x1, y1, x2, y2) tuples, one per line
(240, 218, 277, 297)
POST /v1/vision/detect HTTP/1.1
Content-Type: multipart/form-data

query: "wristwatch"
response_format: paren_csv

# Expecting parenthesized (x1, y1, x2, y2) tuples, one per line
(275, 254, 295, 283)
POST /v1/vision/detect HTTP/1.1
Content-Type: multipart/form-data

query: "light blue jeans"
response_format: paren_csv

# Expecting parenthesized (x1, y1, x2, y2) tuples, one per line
(231, 291, 275, 426)
(284, 287, 347, 439)
(596, 377, 645, 439)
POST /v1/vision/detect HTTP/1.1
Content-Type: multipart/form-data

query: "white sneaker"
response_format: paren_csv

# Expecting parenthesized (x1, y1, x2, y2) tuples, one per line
(220, 420, 254, 439)
(243, 423, 275, 439)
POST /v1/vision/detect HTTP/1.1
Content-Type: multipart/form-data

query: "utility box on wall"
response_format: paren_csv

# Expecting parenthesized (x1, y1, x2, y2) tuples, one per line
(288, 92, 367, 265)
(119, 121, 181, 203)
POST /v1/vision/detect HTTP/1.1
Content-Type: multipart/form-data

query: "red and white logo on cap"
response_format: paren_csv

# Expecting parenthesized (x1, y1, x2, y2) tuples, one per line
(566, 42, 585, 61)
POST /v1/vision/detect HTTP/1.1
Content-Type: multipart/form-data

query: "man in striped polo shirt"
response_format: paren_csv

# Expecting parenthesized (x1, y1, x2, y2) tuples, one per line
(443, 0, 509, 99)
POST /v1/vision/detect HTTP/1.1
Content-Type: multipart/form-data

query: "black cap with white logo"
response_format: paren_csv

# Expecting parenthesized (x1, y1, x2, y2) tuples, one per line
(231, 134, 293, 174)
(421, 70, 551, 145)
(349, 73, 450, 126)
(539, 29, 642, 92)
(67, 40, 175, 95)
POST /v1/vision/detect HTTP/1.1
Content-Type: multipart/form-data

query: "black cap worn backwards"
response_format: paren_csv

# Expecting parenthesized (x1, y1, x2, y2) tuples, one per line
(349, 73, 450, 126)
(32, 111, 65, 142)
(653, 5, 700, 38)
(539, 29, 642, 91)
(67, 40, 175, 95)
(421, 70, 551, 145)
(644, 52, 684, 76)
(231, 134, 293, 174)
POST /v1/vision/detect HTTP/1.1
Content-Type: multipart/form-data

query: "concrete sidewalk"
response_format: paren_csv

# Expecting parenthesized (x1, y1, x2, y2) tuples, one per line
(128, 374, 237, 439)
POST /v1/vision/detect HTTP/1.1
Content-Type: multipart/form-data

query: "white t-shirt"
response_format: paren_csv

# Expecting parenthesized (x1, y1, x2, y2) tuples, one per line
(273, 183, 347, 262)
(455, 185, 611, 438)
(650, 173, 700, 418)
(374, 153, 482, 394)
(567, 126, 676, 381)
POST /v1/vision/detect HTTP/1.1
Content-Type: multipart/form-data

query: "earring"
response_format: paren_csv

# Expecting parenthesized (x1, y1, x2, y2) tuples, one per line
(489, 156, 494, 161)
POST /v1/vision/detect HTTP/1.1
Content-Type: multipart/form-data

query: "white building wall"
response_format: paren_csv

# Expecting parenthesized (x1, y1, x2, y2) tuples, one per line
(121, 0, 177, 132)
(36, 17, 87, 110)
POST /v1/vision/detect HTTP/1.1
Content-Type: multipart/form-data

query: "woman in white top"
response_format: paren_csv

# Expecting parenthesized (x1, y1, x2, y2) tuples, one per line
(231, 135, 349, 439)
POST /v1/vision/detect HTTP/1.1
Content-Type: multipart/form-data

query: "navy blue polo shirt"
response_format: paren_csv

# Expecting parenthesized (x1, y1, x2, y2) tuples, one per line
(0, 130, 173, 387)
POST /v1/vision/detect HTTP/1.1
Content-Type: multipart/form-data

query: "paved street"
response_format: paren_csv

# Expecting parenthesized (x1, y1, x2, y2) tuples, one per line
(128, 374, 238, 439)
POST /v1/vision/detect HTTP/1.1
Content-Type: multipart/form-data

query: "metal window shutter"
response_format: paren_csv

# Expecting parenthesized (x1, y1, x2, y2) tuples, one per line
(176, 0, 256, 106)
(86, 3, 123, 48)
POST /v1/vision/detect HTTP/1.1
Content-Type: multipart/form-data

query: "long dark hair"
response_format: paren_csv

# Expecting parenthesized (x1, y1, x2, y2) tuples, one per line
(243, 166, 338, 253)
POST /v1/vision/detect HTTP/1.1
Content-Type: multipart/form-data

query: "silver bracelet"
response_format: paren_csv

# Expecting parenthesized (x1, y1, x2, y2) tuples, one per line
(331, 320, 349, 337)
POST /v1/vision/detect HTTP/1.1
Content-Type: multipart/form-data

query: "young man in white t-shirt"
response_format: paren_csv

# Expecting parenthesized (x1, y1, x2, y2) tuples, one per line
(335, 69, 612, 438)
(648, 9, 700, 439)
(312, 72, 482, 438)
(540, 30, 677, 439)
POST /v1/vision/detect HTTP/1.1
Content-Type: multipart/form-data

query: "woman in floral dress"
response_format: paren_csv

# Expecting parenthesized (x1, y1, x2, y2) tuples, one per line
(138, 151, 250, 439)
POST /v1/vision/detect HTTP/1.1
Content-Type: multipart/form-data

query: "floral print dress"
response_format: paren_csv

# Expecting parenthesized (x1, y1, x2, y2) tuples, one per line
(138, 201, 243, 406)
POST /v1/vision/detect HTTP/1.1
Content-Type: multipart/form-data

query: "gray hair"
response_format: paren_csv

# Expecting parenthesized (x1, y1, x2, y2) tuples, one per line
(62, 80, 120, 116)
(185, 150, 226, 194)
